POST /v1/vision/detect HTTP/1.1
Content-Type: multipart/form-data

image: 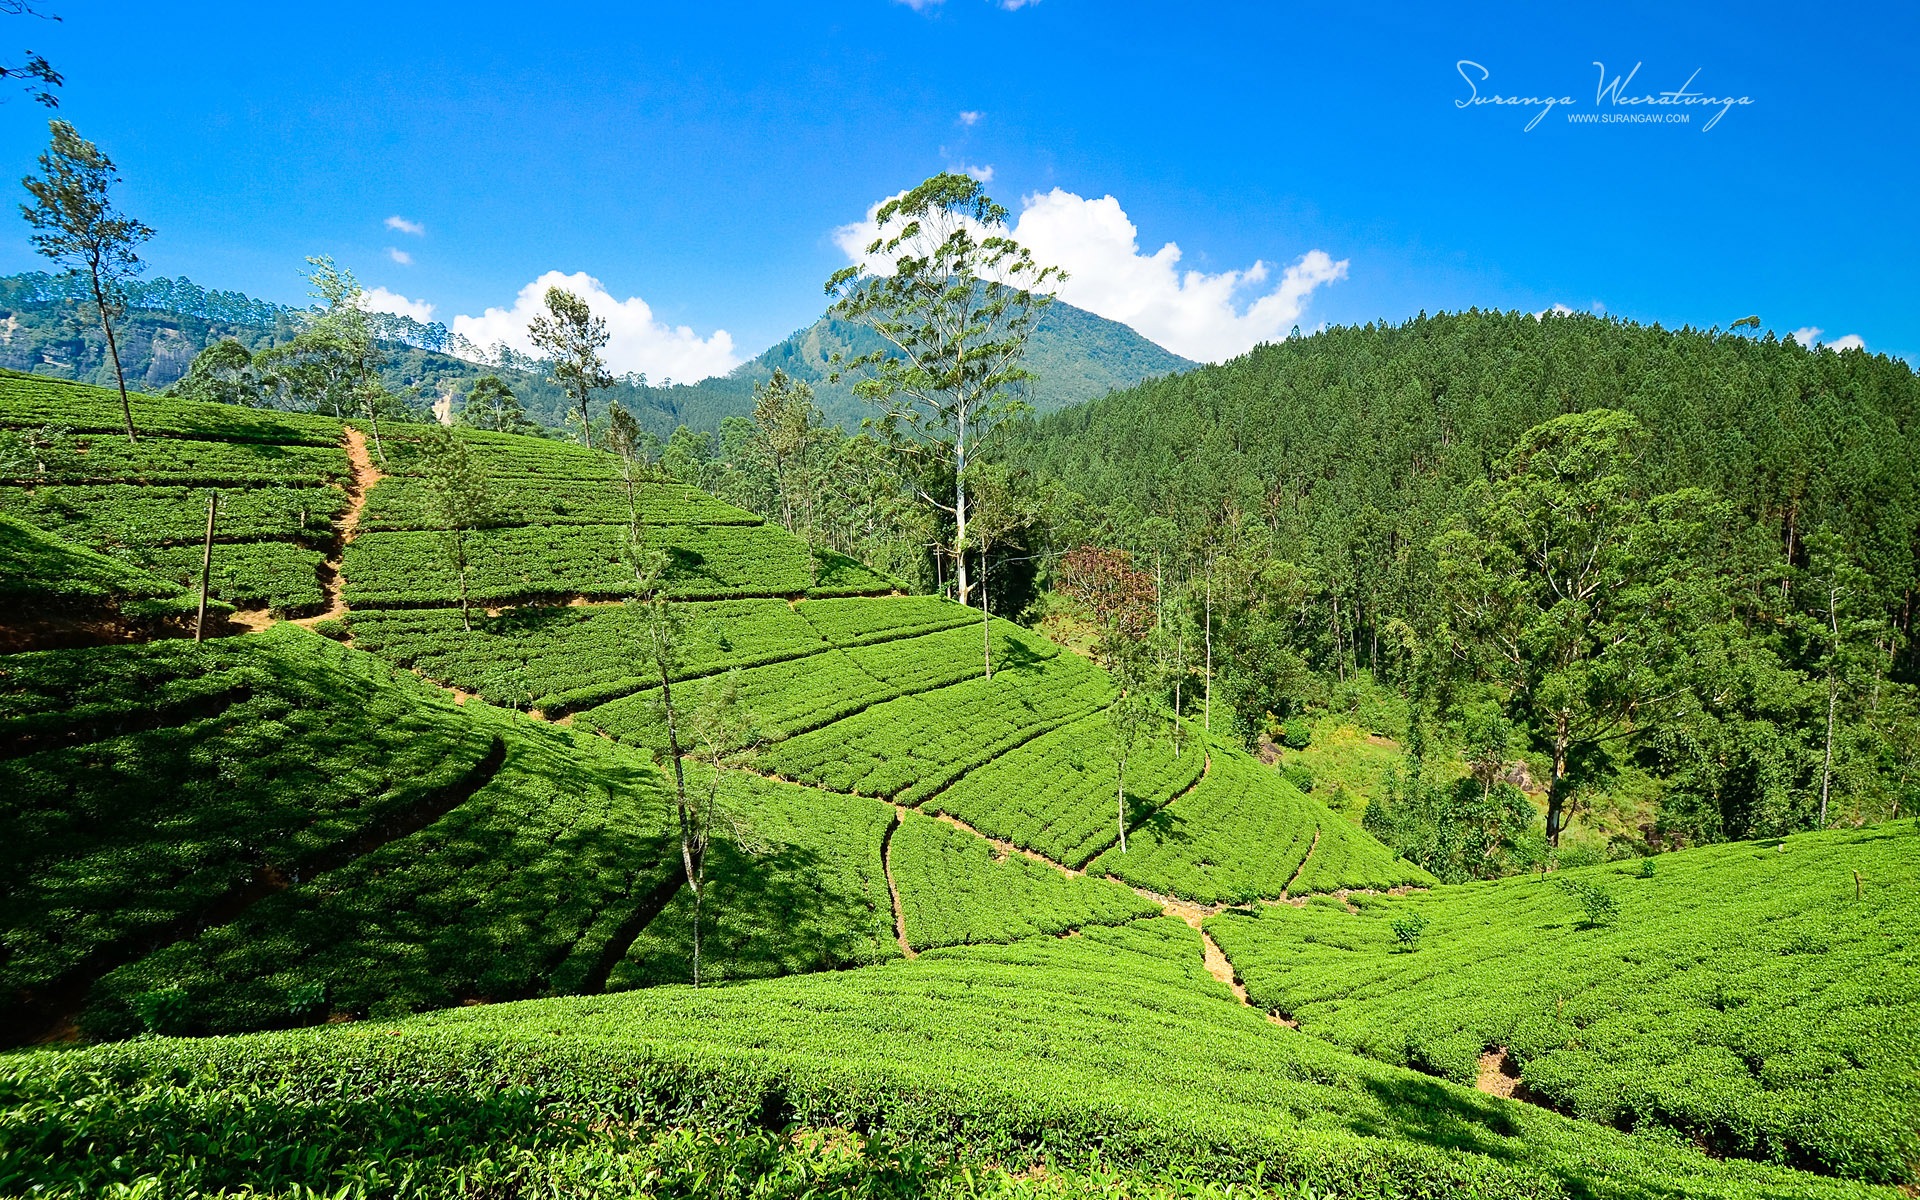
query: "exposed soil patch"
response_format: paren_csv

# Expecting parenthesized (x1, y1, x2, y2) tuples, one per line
(1476, 1048, 1528, 1100)
(882, 806, 916, 959)
(293, 425, 381, 630)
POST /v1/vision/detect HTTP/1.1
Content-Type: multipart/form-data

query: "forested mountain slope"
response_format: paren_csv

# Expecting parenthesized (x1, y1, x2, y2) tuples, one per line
(0, 271, 1193, 437)
(673, 299, 1195, 431)
(1009, 310, 1920, 844)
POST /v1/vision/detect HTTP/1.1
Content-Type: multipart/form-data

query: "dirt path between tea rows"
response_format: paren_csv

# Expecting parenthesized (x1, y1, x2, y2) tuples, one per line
(292, 425, 381, 629)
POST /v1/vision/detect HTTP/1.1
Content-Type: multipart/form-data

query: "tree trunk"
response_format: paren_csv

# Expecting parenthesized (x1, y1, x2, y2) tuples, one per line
(194, 492, 218, 642)
(1116, 753, 1128, 854)
(1204, 566, 1213, 733)
(953, 406, 970, 607)
(1546, 723, 1571, 848)
(457, 556, 472, 633)
(691, 873, 703, 989)
(980, 550, 992, 679)
(92, 275, 135, 444)
(1174, 633, 1183, 734)
(362, 396, 387, 466)
(1820, 678, 1837, 828)
(578, 394, 594, 450)
(655, 629, 698, 978)
(1819, 582, 1842, 827)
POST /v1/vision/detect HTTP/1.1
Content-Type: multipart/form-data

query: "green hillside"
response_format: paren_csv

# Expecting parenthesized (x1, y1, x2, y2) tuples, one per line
(1207, 826, 1920, 1183)
(1009, 310, 1920, 850)
(3, 373, 1913, 1199)
(7, 915, 1906, 1199)
(671, 299, 1196, 431)
(0, 271, 1194, 438)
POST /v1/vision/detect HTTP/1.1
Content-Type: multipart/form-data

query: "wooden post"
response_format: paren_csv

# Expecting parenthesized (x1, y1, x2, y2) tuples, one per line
(194, 491, 219, 643)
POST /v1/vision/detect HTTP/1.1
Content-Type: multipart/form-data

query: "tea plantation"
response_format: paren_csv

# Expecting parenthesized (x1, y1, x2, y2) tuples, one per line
(4, 920, 1904, 1199)
(1204, 827, 1920, 1184)
(2, 375, 1913, 1198)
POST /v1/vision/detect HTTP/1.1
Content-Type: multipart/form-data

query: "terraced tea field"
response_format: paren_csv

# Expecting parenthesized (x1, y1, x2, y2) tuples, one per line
(3, 374, 1912, 1199)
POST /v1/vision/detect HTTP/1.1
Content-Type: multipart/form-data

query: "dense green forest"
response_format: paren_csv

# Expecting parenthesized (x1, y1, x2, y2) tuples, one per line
(1005, 310, 1920, 861)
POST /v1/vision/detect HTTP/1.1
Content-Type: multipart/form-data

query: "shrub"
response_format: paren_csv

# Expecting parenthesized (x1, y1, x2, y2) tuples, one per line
(1281, 763, 1315, 793)
(131, 986, 189, 1034)
(1552, 876, 1620, 928)
(286, 981, 328, 1019)
(1279, 716, 1313, 750)
(1390, 914, 1428, 949)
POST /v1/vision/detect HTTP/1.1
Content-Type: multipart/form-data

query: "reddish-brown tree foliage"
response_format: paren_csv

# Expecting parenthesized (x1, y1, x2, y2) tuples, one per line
(1057, 546, 1156, 661)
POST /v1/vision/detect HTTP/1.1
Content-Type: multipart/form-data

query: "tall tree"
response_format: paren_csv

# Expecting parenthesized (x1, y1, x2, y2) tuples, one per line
(826, 172, 1062, 607)
(168, 339, 269, 408)
(417, 426, 494, 632)
(20, 119, 152, 443)
(527, 287, 611, 450)
(964, 462, 1034, 678)
(749, 368, 824, 535)
(606, 400, 650, 540)
(676, 671, 761, 988)
(262, 257, 395, 460)
(1434, 410, 1722, 845)
(460, 374, 533, 434)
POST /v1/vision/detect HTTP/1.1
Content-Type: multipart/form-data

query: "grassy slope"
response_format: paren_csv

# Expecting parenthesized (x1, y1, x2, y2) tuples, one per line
(1206, 825, 1920, 1182)
(3, 918, 1894, 1200)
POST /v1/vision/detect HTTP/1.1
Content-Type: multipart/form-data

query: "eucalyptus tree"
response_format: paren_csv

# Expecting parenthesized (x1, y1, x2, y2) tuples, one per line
(749, 368, 825, 535)
(826, 172, 1063, 609)
(263, 257, 392, 461)
(169, 339, 270, 408)
(606, 400, 649, 540)
(460, 374, 533, 434)
(20, 119, 152, 442)
(528, 286, 611, 449)
(416, 426, 494, 632)
(963, 461, 1034, 678)
(1434, 410, 1722, 846)
(677, 671, 762, 988)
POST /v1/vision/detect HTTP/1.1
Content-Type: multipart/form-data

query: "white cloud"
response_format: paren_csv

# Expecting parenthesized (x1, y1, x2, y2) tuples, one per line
(362, 287, 435, 323)
(1533, 303, 1578, 319)
(1788, 326, 1866, 352)
(957, 163, 994, 182)
(894, 0, 941, 9)
(385, 215, 426, 236)
(386, 246, 413, 266)
(833, 187, 1348, 362)
(450, 270, 739, 382)
(958, 110, 982, 126)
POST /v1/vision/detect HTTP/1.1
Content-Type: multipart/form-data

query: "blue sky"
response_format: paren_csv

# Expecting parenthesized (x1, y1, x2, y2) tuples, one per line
(0, 1, 1912, 376)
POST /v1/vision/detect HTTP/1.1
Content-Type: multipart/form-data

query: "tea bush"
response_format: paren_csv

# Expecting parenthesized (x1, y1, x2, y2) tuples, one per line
(1204, 826, 1920, 1182)
(889, 811, 1159, 950)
